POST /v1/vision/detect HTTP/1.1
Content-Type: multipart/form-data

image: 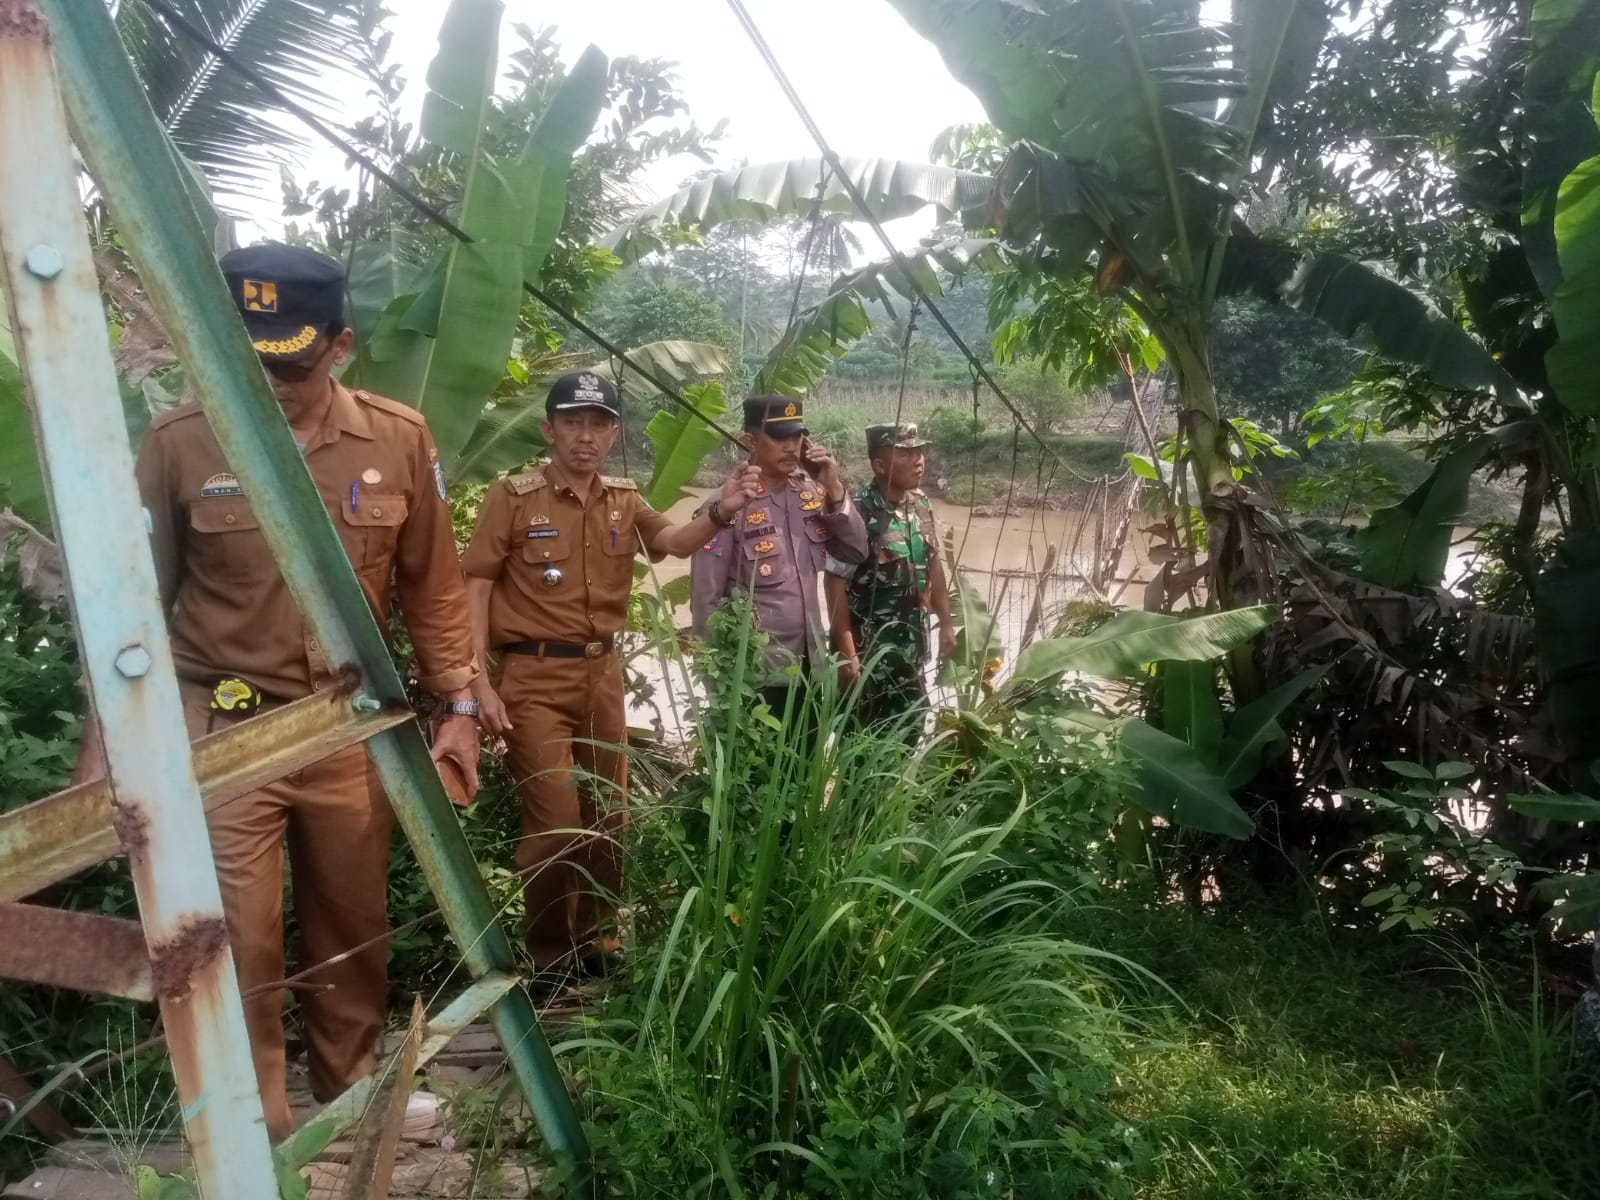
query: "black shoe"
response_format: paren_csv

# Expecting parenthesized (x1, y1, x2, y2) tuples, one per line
(527, 964, 576, 1003)
(576, 947, 625, 980)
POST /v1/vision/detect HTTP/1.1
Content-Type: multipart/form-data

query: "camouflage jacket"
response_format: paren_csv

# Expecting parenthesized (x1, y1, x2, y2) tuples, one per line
(823, 483, 940, 666)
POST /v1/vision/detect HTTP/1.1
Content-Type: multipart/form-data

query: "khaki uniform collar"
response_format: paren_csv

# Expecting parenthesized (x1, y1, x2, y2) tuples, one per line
(327, 383, 376, 441)
(542, 459, 606, 503)
(303, 383, 375, 450)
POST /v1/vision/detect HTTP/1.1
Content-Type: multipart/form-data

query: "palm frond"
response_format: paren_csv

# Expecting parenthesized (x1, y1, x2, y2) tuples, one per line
(114, 0, 370, 195)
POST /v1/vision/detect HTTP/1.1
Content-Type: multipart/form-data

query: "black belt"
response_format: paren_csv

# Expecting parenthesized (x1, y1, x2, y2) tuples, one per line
(500, 636, 615, 659)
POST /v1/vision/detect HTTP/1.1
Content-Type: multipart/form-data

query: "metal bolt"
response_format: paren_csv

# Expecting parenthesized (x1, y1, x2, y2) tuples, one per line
(351, 694, 383, 713)
(24, 244, 63, 280)
(114, 645, 152, 678)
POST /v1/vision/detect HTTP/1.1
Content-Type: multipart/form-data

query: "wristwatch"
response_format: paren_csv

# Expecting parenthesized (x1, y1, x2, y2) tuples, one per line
(707, 497, 736, 527)
(444, 699, 481, 719)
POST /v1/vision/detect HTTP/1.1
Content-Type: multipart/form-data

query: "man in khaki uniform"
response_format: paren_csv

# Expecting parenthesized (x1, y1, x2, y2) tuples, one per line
(463, 373, 759, 990)
(690, 395, 869, 715)
(76, 244, 481, 1141)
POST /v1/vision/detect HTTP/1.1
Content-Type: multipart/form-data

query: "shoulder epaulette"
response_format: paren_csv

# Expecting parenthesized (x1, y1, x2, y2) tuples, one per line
(352, 389, 426, 426)
(147, 401, 204, 432)
(601, 475, 639, 491)
(507, 468, 547, 495)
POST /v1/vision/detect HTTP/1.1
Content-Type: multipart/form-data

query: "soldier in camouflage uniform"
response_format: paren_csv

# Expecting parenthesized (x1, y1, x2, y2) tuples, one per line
(824, 423, 956, 732)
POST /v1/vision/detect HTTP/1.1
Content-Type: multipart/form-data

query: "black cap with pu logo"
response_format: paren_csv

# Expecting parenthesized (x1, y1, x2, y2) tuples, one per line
(220, 243, 347, 364)
(743, 394, 807, 438)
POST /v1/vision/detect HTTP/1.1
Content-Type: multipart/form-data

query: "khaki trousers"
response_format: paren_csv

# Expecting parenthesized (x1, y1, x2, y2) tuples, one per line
(181, 688, 391, 1141)
(495, 651, 628, 969)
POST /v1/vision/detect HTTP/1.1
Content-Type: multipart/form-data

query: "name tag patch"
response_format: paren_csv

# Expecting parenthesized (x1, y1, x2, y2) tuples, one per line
(527, 529, 560, 539)
(200, 472, 242, 497)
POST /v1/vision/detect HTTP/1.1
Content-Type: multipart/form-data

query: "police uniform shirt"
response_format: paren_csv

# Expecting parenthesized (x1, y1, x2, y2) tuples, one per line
(136, 383, 478, 699)
(461, 461, 673, 645)
(689, 470, 869, 668)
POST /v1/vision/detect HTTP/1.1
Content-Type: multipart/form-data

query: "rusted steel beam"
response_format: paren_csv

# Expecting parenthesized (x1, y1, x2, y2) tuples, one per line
(0, 903, 153, 1000)
(45, 0, 593, 1178)
(0, 4, 276, 1193)
(0, 688, 411, 903)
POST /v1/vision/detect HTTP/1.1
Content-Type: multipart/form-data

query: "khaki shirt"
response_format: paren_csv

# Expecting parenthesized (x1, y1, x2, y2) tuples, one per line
(135, 383, 477, 700)
(460, 462, 672, 645)
(689, 471, 869, 671)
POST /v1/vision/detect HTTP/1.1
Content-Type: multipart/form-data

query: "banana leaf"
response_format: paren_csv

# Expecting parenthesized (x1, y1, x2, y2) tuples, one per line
(1161, 659, 1223, 765)
(1011, 606, 1278, 684)
(643, 381, 729, 511)
(591, 339, 733, 401)
(755, 238, 1008, 397)
(1508, 793, 1600, 822)
(1544, 72, 1600, 417)
(1356, 436, 1494, 589)
(601, 157, 993, 265)
(356, 1, 606, 474)
(1216, 663, 1330, 789)
(1520, 0, 1600, 301)
(1117, 717, 1255, 839)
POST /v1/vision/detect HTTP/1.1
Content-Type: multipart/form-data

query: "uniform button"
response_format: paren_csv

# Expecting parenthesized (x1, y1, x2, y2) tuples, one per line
(313, 680, 325, 692)
(543, 551, 551, 559)
(585, 541, 591, 547)
(371, 506, 382, 517)
(224, 513, 236, 526)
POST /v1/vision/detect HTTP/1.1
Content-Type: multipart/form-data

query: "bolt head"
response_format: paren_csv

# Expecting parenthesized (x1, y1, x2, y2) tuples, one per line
(351, 694, 383, 713)
(24, 244, 63, 280)
(114, 645, 152, 678)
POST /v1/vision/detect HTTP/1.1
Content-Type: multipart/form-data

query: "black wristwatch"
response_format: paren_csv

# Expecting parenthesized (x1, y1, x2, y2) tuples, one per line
(444, 699, 480, 719)
(708, 497, 736, 528)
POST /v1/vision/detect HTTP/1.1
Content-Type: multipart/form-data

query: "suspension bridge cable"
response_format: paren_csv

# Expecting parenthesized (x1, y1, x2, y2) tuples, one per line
(134, 0, 748, 452)
(721, 0, 1117, 489)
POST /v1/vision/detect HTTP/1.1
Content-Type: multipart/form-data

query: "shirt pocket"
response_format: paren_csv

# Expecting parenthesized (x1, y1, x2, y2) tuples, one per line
(337, 493, 408, 574)
(599, 514, 638, 585)
(743, 534, 791, 587)
(522, 530, 572, 568)
(188, 498, 271, 582)
(802, 517, 832, 570)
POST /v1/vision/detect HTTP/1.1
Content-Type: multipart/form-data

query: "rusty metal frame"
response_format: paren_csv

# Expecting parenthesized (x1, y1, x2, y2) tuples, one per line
(0, 4, 277, 1193)
(0, 0, 589, 1192)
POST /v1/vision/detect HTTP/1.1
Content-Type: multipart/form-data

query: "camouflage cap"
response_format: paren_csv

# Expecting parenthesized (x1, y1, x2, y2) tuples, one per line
(865, 423, 932, 457)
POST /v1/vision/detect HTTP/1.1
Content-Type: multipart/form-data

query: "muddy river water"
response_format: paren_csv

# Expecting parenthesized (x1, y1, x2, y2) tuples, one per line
(625, 490, 1159, 735)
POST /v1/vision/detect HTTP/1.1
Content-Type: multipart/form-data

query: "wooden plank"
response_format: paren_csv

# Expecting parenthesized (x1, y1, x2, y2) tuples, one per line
(1, 1166, 133, 1200)
(341, 998, 424, 1199)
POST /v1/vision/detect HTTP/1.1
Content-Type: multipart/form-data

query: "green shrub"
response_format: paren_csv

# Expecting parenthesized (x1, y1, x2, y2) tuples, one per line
(550, 601, 1145, 1197)
(924, 404, 985, 456)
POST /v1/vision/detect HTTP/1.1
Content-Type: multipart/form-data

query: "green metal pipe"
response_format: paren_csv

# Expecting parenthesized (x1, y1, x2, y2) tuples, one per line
(37, 0, 589, 1179)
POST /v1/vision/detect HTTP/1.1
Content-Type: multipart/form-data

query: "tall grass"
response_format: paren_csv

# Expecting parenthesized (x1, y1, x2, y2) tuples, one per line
(552, 608, 1144, 1197)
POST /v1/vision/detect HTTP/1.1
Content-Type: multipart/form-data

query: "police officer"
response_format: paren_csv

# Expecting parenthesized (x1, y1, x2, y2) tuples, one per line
(690, 396, 869, 714)
(824, 423, 956, 732)
(74, 244, 482, 1141)
(462, 373, 760, 989)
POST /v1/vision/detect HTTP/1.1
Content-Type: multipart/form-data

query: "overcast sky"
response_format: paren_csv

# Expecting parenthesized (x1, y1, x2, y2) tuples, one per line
(264, 0, 989, 245)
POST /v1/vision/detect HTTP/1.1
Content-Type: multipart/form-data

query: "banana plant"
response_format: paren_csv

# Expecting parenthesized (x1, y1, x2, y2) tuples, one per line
(943, 605, 1282, 838)
(602, 3, 1512, 620)
(348, 0, 608, 475)
(450, 338, 733, 488)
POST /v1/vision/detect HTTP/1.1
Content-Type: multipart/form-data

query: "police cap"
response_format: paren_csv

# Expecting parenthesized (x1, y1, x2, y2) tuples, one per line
(743, 394, 807, 438)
